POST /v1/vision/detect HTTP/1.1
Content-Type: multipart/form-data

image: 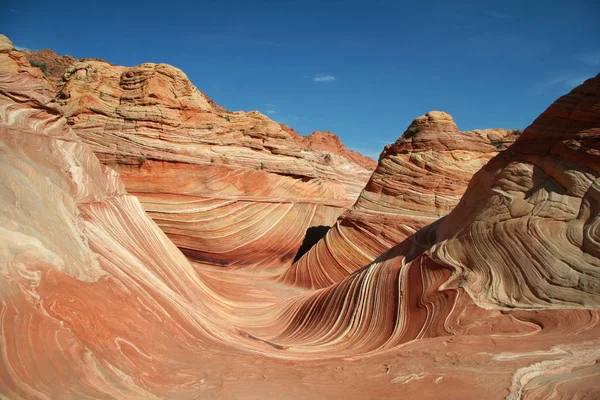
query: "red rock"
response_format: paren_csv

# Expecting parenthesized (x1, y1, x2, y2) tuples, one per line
(299, 130, 377, 169)
(21, 48, 79, 88)
(235, 74, 600, 398)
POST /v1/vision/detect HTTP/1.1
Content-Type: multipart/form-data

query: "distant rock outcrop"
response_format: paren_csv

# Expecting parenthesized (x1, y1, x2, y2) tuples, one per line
(299, 130, 376, 169)
(282, 111, 518, 287)
(22, 48, 80, 88)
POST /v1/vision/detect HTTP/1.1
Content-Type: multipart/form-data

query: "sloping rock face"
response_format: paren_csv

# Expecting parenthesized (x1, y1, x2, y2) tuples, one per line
(434, 77, 600, 309)
(20, 48, 232, 112)
(0, 39, 47, 79)
(49, 58, 373, 269)
(2, 33, 599, 399)
(282, 111, 518, 288)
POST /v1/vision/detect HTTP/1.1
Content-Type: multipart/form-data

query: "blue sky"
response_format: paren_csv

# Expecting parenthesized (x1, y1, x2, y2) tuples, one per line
(2, 0, 599, 159)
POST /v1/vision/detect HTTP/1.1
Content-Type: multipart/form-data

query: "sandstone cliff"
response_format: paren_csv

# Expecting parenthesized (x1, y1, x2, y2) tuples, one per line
(21, 48, 80, 89)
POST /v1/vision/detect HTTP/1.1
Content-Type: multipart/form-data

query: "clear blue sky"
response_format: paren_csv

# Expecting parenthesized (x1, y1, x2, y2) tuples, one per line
(2, 0, 599, 158)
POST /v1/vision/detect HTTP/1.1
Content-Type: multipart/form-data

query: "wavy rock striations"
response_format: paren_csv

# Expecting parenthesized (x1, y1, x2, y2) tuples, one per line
(2, 33, 599, 399)
(38, 57, 375, 269)
(433, 77, 600, 309)
(282, 111, 518, 288)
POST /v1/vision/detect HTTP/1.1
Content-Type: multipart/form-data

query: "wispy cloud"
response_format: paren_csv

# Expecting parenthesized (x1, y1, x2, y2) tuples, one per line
(534, 48, 598, 94)
(312, 75, 336, 82)
(194, 33, 290, 49)
(483, 10, 513, 19)
(536, 74, 591, 92)
(14, 45, 29, 51)
(264, 103, 277, 114)
(459, 34, 550, 62)
(9, 8, 16, 12)
(579, 50, 600, 66)
(274, 115, 300, 125)
(561, 77, 588, 88)
(243, 38, 289, 48)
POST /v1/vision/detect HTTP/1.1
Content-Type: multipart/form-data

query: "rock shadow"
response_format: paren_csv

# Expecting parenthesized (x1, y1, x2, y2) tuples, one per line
(293, 225, 331, 263)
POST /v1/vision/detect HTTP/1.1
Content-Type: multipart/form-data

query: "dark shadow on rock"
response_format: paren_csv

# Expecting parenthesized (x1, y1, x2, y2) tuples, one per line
(293, 225, 331, 263)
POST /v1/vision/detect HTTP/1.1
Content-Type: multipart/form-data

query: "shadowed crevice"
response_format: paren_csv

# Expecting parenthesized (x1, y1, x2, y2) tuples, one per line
(293, 225, 331, 263)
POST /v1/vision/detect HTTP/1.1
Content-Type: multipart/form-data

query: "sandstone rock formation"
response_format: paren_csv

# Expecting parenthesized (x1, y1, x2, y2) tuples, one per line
(282, 111, 518, 288)
(47, 56, 374, 269)
(0, 38, 47, 79)
(2, 33, 599, 399)
(248, 72, 600, 352)
(297, 130, 376, 169)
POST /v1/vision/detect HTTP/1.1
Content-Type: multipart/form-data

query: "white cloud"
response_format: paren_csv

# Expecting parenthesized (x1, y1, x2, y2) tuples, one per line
(264, 103, 278, 108)
(536, 74, 591, 92)
(266, 109, 276, 114)
(562, 76, 589, 89)
(14, 45, 29, 51)
(312, 75, 336, 82)
(484, 10, 512, 19)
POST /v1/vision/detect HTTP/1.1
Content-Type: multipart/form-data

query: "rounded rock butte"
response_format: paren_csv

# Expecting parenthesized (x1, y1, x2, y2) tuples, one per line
(1, 34, 599, 399)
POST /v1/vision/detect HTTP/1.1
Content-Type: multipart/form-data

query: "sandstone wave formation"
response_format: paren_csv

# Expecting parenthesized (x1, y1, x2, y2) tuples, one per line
(44, 52, 374, 269)
(2, 34, 600, 399)
(282, 111, 518, 288)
